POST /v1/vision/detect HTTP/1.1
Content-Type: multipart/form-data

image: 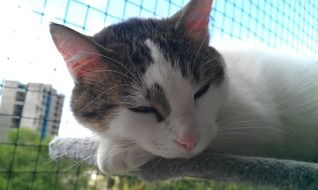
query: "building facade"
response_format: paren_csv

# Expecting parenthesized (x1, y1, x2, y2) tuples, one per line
(0, 80, 64, 140)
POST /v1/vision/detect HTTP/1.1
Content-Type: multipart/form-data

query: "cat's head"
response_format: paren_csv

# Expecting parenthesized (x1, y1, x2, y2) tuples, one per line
(50, 0, 227, 159)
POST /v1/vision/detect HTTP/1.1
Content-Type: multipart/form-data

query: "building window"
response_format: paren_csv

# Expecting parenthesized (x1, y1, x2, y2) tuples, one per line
(18, 84, 26, 89)
(13, 105, 23, 116)
(15, 91, 26, 102)
(11, 118, 20, 128)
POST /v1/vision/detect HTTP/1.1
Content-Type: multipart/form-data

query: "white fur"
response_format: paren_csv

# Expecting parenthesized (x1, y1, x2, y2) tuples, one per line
(212, 47, 318, 160)
(96, 41, 318, 174)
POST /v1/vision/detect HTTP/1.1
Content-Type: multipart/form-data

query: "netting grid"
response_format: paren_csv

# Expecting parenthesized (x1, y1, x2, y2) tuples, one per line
(0, 0, 317, 189)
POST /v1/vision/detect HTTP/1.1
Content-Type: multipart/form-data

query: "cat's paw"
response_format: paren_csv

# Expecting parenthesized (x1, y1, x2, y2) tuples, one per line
(97, 140, 154, 175)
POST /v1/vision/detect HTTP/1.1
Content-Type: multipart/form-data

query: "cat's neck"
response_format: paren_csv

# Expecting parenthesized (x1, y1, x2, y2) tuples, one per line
(216, 48, 284, 129)
(211, 48, 318, 160)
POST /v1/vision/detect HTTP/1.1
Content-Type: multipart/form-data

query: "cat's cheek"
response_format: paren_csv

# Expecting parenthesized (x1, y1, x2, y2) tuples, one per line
(193, 80, 229, 152)
(197, 123, 219, 152)
(105, 109, 158, 140)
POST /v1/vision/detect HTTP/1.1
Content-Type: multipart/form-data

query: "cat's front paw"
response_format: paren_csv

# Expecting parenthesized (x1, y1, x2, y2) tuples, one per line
(97, 140, 154, 175)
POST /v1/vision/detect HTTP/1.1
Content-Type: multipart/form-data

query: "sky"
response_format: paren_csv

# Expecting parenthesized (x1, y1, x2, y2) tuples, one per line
(0, 0, 317, 137)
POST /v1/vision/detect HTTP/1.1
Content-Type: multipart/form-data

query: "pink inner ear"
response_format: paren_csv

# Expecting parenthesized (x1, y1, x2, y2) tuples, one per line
(183, 0, 212, 40)
(52, 35, 102, 80)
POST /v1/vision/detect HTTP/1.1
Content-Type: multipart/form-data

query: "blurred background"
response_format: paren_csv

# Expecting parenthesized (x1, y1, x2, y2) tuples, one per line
(0, 0, 317, 189)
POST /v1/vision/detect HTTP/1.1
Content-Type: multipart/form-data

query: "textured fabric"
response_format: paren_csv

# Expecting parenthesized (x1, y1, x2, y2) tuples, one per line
(49, 137, 318, 190)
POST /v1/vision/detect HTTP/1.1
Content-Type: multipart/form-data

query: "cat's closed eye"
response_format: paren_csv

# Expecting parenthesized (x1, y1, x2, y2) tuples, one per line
(128, 106, 164, 122)
(128, 106, 157, 113)
(194, 84, 210, 100)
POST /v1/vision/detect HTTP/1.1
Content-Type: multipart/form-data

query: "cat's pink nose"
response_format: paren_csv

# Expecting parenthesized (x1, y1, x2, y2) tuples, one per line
(175, 134, 198, 150)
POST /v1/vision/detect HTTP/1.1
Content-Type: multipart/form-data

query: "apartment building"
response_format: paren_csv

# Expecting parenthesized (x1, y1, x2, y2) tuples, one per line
(0, 80, 64, 140)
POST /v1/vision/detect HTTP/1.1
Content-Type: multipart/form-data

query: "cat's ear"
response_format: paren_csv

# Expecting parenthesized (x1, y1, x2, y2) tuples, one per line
(171, 0, 213, 42)
(49, 23, 104, 83)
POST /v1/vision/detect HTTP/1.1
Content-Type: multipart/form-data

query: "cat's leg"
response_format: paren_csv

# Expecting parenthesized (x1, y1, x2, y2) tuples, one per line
(97, 139, 154, 174)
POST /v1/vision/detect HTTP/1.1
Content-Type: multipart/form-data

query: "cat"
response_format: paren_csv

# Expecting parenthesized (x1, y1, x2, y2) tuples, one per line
(49, 0, 318, 174)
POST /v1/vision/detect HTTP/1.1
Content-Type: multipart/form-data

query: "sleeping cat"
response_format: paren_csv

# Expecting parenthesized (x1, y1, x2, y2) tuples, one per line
(49, 0, 318, 174)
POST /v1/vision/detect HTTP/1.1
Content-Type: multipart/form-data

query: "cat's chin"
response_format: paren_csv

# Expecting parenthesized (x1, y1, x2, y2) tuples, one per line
(149, 142, 208, 160)
(172, 152, 199, 159)
(160, 149, 203, 160)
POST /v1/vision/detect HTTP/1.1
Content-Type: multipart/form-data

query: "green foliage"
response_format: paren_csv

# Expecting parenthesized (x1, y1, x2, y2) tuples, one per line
(7, 128, 42, 144)
(0, 128, 276, 190)
(0, 128, 92, 190)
